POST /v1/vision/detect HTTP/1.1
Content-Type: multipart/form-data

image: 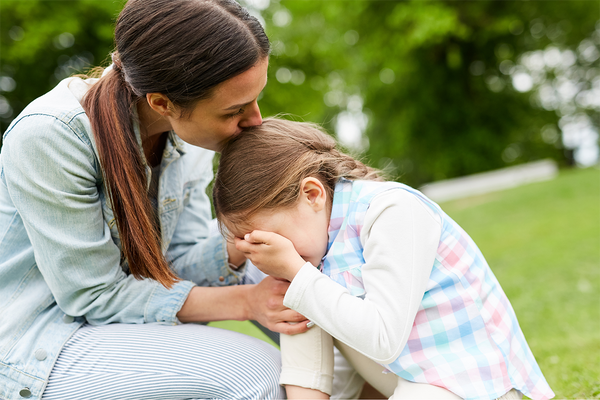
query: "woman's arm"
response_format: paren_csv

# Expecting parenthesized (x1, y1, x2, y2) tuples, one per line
(156, 145, 307, 332)
(283, 189, 442, 364)
(2, 114, 196, 324)
(177, 276, 310, 334)
(3, 113, 307, 332)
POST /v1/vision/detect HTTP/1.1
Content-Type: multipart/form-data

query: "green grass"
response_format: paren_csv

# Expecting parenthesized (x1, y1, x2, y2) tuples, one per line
(441, 166, 600, 399)
(209, 320, 279, 348)
(211, 166, 600, 399)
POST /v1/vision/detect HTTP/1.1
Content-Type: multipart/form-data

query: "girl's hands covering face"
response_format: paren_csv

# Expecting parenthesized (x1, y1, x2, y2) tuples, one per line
(235, 230, 307, 282)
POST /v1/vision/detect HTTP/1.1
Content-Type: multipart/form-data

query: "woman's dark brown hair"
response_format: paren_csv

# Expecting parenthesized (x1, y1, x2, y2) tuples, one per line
(83, 0, 270, 288)
(213, 118, 383, 234)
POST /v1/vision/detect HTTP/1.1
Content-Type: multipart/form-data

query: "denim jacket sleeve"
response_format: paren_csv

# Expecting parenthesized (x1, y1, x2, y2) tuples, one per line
(162, 143, 246, 286)
(2, 111, 194, 325)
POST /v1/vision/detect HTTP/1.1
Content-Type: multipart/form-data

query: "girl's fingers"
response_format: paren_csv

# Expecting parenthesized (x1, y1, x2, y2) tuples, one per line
(235, 238, 261, 255)
(277, 320, 311, 335)
(234, 236, 254, 253)
(280, 309, 308, 323)
(244, 230, 273, 244)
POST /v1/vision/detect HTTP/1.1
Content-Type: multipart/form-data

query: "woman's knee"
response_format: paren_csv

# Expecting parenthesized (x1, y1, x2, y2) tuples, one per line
(191, 325, 283, 399)
(240, 338, 284, 399)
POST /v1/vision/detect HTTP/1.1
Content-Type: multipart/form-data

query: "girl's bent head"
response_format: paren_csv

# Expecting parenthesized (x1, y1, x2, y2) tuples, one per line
(213, 118, 382, 236)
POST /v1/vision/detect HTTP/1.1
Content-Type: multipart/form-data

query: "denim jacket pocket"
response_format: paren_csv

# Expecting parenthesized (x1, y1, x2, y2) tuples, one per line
(181, 180, 200, 208)
(158, 195, 181, 252)
(162, 197, 179, 213)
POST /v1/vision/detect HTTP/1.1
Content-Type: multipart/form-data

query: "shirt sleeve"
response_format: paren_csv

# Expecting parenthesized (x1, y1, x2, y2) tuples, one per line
(283, 188, 442, 364)
(2, 114, 194, 325)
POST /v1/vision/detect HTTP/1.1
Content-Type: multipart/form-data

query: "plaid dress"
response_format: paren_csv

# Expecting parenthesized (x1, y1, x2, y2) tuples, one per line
(320, 179, 554, 400)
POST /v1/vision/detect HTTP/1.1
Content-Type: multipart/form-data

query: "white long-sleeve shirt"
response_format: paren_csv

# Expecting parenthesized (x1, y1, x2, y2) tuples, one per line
(283, 189, 442, 364)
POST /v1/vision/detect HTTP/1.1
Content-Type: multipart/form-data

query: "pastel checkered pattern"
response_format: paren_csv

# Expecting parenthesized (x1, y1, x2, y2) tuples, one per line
(320, 179, 554, 400)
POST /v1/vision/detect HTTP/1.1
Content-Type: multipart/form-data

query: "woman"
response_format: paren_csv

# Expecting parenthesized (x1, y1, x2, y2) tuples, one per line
(0, 0, 310, 398)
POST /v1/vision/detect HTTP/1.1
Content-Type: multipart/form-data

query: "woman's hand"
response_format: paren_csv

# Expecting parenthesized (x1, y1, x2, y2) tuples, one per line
(177, 279, 310, 335)
(246, 276, 311, 335)
(226, 240, 247, 268)
(179, 230, 311, 334)
(178, 231, 310, 334)
(235, 230, 306, 282)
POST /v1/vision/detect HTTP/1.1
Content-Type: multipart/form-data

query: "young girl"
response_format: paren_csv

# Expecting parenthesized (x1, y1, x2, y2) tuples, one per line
(213, 118, 555, 400)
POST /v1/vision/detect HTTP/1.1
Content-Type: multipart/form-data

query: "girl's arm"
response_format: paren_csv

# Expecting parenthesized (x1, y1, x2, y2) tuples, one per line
(284, 189, 442, 364)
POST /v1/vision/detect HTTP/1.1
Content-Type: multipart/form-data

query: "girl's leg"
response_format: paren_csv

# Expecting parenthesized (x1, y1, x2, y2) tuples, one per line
(280, 325, 334, 397)
(42, 323, 283, 400)
(332, 339, 397, 398)
(241, 261, 364, 400)
(333, 339, 461, 400)
(389, 378, 462, 400)
(496, 389, 523, 400)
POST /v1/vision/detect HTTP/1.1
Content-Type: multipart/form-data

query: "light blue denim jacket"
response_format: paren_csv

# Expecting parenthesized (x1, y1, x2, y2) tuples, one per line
(0, 78, 245, 400)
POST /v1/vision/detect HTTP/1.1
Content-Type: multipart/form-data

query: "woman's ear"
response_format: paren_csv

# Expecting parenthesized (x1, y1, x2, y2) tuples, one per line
(300, 177, 327, 211)
(146, 93, 175, 117)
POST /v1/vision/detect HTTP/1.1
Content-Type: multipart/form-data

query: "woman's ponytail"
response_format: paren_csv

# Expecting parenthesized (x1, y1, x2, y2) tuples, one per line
(77, 0, 269, 288)
(82, 59, 178, 288)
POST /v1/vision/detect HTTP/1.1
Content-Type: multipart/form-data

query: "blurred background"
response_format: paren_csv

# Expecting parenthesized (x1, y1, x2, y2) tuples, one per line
(1, 0, 598, 398)
(0, 0, 598, 186)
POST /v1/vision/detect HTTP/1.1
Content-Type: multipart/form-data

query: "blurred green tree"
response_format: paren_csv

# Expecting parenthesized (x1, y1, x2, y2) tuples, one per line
(1, 0, 598, 185)
(0, 0, 124, 143)
(256, 0, 599, 185)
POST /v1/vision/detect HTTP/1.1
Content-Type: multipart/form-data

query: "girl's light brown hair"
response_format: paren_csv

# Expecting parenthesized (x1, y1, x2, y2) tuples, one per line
(213, 118, 383, 233)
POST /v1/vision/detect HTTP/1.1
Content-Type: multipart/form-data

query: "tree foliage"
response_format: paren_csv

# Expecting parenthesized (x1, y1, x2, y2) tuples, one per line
(1, 0, 598, 186)
(0, 0, 124, 139)
(256, 0, 599, 185)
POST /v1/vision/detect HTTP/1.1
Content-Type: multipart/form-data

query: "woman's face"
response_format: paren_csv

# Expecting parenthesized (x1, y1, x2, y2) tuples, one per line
(167, 57, 269, 151)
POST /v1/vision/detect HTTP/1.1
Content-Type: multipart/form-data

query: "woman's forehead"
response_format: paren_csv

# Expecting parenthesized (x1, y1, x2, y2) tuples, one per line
(206, 58, 269, 110)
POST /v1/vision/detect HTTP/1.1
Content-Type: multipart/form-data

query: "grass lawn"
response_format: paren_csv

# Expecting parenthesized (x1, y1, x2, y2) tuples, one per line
(442, 166, 600, 399)
(211, 166, 600, 399)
